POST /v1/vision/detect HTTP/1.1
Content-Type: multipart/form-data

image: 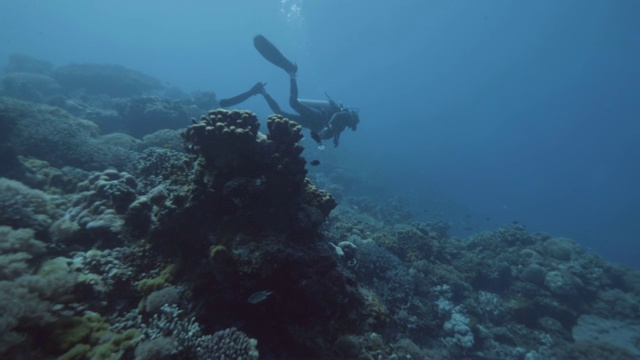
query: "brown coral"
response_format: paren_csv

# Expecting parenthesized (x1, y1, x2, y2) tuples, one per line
(178, 110, 331, 238)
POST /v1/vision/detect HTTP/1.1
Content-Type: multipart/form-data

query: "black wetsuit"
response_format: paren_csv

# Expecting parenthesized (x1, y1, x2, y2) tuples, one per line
(218, 76, 353, 146)
(220, 34, 357, 147)
(260, 77, 353, 146)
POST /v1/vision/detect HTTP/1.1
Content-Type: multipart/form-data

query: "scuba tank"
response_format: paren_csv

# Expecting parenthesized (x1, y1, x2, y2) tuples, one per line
(298, 99, 341, 113)
(299, 92, 342, 114)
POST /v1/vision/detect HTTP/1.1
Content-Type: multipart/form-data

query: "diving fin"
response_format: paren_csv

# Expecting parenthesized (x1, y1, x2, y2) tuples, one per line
(253, 35, 297, 75)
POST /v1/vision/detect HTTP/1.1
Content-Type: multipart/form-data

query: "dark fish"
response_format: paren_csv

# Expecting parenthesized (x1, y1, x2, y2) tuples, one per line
(247, 290, 272, 304)
(310, 160, 320, 166)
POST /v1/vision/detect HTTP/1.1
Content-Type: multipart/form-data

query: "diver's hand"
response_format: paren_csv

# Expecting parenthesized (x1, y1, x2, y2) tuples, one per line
(318, 145, 325, 151)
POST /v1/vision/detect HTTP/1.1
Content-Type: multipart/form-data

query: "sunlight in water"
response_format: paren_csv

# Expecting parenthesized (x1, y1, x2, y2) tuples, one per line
(279, 0, 305, 29)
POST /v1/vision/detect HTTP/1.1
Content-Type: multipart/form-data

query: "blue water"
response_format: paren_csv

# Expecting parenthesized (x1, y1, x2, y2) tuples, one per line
(1, 0, 639, 266)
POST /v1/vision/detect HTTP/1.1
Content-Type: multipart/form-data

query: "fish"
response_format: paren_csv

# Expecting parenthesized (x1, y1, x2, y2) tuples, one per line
(247, 290, 273, 304)
(310, 160, 320, 166)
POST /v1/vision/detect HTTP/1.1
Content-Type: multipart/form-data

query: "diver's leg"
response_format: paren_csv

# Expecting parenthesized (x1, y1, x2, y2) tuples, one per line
(260, 91, 284, 114)
(219, 82, 264, 108)
(256, 90, 298, 121)
(288, 77, 322, 119)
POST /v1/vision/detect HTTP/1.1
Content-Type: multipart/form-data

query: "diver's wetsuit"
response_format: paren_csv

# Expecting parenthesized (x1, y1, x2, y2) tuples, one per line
(260, 77, 353, 146)
(219, 78, 353, 147)
(220, 35, 358, 147)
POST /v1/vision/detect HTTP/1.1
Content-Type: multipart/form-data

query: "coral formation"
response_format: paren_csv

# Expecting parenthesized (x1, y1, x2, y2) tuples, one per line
(178, 109, 333, 237)
(53, 63, 164, 97)
(50, 169, 138, 246)
(0, 227, 78, 353)
(197, 327, 259, 360)
(1, 72, 61, 102)
(3, 54, 54, 75)
(139, 129, 185, 153)
(2, 56, 640, 359)
(113, 96, 190, 138)
(0, 177, 63, 233)
(0, 97, 137, 171)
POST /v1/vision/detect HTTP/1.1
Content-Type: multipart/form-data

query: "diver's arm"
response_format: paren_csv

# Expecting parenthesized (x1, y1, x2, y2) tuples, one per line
(333, 132, 341, 147)
(327, 111, 350, 130)
(327, 112, 351, 147)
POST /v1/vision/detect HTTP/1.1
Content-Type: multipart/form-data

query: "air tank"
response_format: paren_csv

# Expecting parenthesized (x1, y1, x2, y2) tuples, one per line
(298, 99, 340, 113)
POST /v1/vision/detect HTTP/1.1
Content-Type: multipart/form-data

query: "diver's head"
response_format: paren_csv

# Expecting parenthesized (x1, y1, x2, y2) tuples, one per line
(348, 109, 360, 131)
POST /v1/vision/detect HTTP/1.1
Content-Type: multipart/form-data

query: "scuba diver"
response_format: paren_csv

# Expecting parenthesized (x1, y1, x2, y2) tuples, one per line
(218, 35, 360, 148)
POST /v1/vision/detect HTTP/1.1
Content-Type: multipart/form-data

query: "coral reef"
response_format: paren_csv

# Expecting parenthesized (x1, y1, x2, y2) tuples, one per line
(0, 177, 63, 233)
(122, 109, 357, 357)
(53, 63, 164, 98)
(0, 97, 137, 171)
(112, 96, 190, 138)
(2, 69, 640, 359)
(197, 327, 259, 360)
(139, 129, 185, 153)
(50, 169, 138, 247)
(3, 54, 54, 75)
(177, 109, 333, 237)
(1, 72, 61, 103)
(191, 90, 219, 111)
(0, 227, 79, 353)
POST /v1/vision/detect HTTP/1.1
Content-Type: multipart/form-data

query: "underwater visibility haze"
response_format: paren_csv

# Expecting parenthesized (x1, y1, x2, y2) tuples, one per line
(1, 0, 640, 358)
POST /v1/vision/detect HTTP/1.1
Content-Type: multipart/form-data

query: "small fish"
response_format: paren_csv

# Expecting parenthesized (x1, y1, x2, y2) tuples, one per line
(310, 160, 320, 166)
(247, 290, 273, 304)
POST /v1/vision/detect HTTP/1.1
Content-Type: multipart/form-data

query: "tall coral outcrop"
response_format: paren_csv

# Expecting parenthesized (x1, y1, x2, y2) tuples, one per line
(178, 109, 335, 238)
(123, 109, 358, 358)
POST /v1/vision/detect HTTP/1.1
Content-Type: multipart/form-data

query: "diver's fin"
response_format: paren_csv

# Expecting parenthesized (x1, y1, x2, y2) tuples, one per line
(253, 35, 297, 74)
